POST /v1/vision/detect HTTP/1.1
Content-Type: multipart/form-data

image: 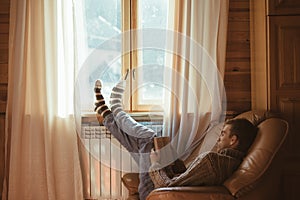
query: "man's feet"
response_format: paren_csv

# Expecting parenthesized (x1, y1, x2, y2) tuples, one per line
(110, 80, 126, 116)
(94, 80, 112, 122)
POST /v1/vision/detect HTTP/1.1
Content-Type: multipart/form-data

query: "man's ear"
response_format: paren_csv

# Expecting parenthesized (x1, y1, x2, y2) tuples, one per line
(230, 135, 238, 146)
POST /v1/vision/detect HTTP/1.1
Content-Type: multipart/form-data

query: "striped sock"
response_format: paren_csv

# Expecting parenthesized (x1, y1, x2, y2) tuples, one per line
(94, 80, 112, 118)
(109, 80, 126, 116)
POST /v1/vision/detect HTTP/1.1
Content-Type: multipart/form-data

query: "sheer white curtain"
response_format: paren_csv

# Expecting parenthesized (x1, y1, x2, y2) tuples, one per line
(164, 0, 229, 158)
(3, 0, 83, 199)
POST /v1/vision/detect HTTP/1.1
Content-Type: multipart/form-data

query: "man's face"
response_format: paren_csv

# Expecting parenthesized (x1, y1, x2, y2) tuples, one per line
(216, 124, 234, 152)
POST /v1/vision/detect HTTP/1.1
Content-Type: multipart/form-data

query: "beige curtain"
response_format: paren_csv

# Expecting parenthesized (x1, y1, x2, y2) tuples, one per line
(3, 0, 83, 199)
(164, 0, 229, 158)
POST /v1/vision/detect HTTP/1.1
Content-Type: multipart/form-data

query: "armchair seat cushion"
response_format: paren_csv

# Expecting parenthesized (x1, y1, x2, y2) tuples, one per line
(147, 186, 234, 200)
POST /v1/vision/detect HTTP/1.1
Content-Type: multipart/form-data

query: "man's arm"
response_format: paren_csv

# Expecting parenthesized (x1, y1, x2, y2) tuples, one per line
(149, 162, 172, 188)
(149, 152, 237, 188)
(148, 156, 215, 188)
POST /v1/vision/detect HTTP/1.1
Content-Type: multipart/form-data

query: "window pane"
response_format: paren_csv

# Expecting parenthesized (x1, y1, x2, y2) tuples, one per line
(85, 0, 121, 47)
(80, 0, 122, 111)
(138, 50, 165, 102)
(138, 0, 169, 105)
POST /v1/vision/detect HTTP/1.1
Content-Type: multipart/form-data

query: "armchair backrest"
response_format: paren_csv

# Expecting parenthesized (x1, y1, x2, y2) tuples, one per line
(223, 112, 288, 197)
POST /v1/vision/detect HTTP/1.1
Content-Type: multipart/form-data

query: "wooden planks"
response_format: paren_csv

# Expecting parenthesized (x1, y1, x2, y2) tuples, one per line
(225, 0, 251, 113)
(0, 0, 9, 113)
(0, 0, 9, 199)
(0, 0, 10, 14)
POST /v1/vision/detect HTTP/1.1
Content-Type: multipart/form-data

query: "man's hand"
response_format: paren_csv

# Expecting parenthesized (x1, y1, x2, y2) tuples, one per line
(150, 148, 161, 164)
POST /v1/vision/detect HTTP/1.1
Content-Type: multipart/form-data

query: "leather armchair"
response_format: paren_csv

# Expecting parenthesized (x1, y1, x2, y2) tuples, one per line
(121, 111, 289, 200)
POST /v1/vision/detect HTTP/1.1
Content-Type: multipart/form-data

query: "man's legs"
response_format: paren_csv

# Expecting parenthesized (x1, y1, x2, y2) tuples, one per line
(94, 80, 155, 199)
(109, 80, 156, 138)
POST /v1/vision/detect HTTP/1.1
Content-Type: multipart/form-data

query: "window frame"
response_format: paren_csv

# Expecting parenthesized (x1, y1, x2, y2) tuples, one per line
(122, 0, 166, 112)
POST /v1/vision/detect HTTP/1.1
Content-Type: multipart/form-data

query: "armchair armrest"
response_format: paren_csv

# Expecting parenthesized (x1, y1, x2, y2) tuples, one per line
(121, 173, 139, 196)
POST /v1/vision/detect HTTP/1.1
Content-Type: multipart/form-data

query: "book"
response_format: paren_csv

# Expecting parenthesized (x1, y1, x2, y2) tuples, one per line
(153, 136, 170, 150)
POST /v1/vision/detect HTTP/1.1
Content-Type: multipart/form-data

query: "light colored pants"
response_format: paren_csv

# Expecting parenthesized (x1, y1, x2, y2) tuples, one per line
(103, 111, 156, 200)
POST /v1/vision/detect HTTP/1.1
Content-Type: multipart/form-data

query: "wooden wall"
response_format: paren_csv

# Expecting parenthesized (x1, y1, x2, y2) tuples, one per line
(0, 0, 251, 198)
(0, 0, 9, 199)
(225, 0, 251, 113)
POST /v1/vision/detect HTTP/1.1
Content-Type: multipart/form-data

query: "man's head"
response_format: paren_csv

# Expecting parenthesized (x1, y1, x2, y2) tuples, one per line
(216, 118, 258, 153)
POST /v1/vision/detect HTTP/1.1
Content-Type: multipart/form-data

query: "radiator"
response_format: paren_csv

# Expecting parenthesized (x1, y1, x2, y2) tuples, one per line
(78, 114, 163, 200)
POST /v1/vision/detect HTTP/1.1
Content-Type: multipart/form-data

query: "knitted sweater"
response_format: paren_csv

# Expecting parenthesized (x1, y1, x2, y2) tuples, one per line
(149, 148, 244, 188)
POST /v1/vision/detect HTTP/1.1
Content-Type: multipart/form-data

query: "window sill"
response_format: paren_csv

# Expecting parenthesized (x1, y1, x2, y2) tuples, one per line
(81, 111, 163, 123)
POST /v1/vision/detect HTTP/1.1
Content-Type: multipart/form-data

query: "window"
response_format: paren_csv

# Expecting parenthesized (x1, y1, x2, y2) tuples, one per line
(76, 0, 169, 113)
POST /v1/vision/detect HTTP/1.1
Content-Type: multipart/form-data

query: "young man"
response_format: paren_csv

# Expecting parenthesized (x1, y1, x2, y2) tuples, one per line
(148, 117, 258, 188)
(94, 80, 258, 200)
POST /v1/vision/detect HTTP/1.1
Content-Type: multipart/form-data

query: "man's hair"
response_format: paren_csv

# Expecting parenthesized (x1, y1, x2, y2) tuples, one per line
(225, 118, 258, 152)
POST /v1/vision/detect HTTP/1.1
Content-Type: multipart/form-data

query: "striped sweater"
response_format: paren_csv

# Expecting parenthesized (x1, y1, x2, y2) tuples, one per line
(149, 148, 244, 188)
